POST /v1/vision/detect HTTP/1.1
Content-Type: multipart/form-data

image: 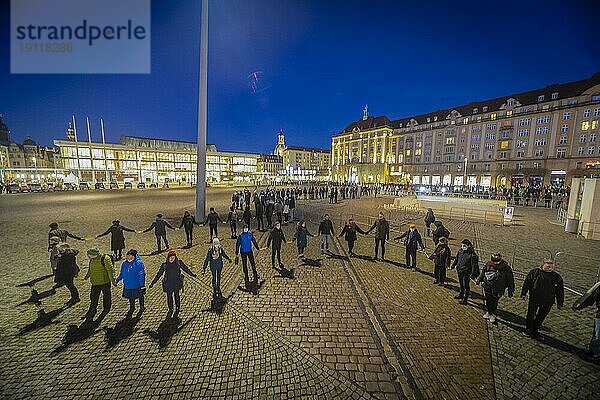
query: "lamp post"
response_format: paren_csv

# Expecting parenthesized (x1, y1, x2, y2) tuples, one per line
(195, 0, 208, 222)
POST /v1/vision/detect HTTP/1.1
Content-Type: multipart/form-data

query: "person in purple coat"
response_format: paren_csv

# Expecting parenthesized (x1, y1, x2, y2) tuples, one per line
(149, 249, 197, 314)
(115, 249, 146, 317)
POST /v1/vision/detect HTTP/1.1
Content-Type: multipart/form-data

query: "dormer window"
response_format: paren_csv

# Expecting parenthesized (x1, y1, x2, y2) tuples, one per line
(552, 92, 559, 100)
(483, 106, 488, 112)
(538, 95, 545, 102)
(434, 116, 438, 121)
(507, 99, 514, 106)
(473, 108, 478, 114)
(427, 117, 430, 122)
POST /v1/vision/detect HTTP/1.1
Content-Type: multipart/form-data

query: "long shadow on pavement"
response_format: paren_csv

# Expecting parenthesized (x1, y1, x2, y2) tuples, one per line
(298, 258, 322, 267)
(326, 252, 350, 262)
(18, 306, 70, 335)
(444, 283, 485, 301)
(53, 314, 107, 353)
(16, 274, 54, 288)
(104, 315, 142, 350)
(17, 288, 58, 307)
(144, 313, 196, 348)
(237, 280, 265, 296)
(202, 294, 233, 315)
(272, 266, 295, 279)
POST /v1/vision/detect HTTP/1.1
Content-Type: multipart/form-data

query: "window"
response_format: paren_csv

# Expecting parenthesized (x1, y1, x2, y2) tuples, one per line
(552, 92, 559, 100)
(556, 149, 566, 158)
(485, 133, 496, 140)
(517, 140, 528, 148)
(578, 147, 585, 156)
(563, 112, 571, 120)
(593, 121, 598, 130)
(580, 135, 587, 143)
(538, 95, 545, 102)
(471, 144, 480, 150)
(591, 133, 597, 142)
(445, 137, 455, 145)
(500, 141, 509, 149)
(507, 99, 514, 106)
(473, 108, 478, 114)
(498, 151, 507, 159)
(502, 131, 510, 139)
(537, 115, 550, 124)
(507, 110, 513, 117)
(535, 149, 544, 157)
(490, 113, 496, 120)
(561, 124, 569, 133)
(518, 118, 531, 126)
(516, 151, 525, 158)
(485, 143, 494, 150)
(518, 129, 530, 137)
(582, 121, 590, 131)
(486, 123, 497, 130)
(588, 147, 595, 155)
(472, 134, 481, 141)
(594, 108, 600, 117)
(534, 138, 547, 146)
(584, 109, 591, 118)
(559, 136, 567, 144)
(535, 127, 549, 135)
(463, 117, 468, 124)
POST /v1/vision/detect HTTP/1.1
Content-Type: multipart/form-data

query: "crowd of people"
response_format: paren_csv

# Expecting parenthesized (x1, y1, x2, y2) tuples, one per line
(40, 184, 599, 361)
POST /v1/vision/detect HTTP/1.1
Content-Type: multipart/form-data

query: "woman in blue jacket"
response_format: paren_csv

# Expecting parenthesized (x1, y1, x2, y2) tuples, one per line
(115, 249, 146, 316)
(202, 238, 232, 298)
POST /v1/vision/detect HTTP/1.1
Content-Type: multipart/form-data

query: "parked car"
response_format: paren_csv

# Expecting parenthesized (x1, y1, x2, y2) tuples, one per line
(64, 183, 76, 191)
(7, 183, 21, 194)
(79, 182, 90, 190)
(162, 182, 170, 188)
(29, 182, 42, 192)
(95, 182, 106, 190)
(137, 182, 146, 189)
(20, 183, 31, 193)
(109, 181, 120, 190)
(124, 181, 133, 189)
(149, 182, 158, 188)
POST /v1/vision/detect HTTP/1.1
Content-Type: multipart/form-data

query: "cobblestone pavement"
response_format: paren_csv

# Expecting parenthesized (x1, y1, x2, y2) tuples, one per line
(2, 189, 599, 400)
(298, 195, 600, 400)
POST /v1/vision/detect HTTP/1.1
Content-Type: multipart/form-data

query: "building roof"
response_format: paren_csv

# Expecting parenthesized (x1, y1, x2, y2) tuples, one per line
(337, 72, 600, 135)
(259, 154, 283, 162)
(284, 145, 331, 154)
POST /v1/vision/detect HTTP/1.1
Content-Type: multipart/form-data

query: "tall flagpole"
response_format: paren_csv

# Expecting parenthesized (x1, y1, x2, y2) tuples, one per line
(100, 118, 109, 181)
(195, 0, 208, 221)
(86, 116, 96, 182)
(72, 115, 81, 180)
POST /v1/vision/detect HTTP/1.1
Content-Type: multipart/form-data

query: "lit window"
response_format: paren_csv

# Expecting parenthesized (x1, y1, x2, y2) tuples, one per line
(563, 112, 570, 120)
(473, 108, 478, 114)
(592, 121, 598, 130)
(507, 110, 513, 117)
(500, 141, 509, 149)
(463, 117, 468, 124)
(490, 113, 497, 120)
(538, 95, 544, 102)
(582, 121, 590, 131)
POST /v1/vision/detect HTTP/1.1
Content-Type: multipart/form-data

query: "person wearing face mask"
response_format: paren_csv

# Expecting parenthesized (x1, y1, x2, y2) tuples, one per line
(520, 259, 564, 338)
(367, 212, 390, 261)
(451, 239, 479, 304)
(267, 221, 287, 269)
(149, 250, 197, 315)
(395, 223, 425, 270)
(202, 238, 232, 298)
(235, 225, 260, 287)
(293, 220, 313, 258)
(115, 249, 146, 317)
(476, 252, 515, 323)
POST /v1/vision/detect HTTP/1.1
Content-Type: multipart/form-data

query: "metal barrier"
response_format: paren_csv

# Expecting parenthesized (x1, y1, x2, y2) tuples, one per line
(554, 251, 600, 295)
(556, 208, 567, 225)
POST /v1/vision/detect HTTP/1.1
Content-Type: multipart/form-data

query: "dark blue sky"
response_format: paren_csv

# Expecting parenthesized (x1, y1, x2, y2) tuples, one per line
(1, 0, 599, 153)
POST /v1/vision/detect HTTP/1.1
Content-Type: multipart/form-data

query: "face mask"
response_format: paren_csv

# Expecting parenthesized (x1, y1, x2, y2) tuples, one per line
(461, 245, 468, 250)
(243, 228, 249, 233)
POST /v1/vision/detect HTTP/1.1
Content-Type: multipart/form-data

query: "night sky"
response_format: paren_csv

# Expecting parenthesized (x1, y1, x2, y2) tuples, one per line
(1, 0, 598, 153)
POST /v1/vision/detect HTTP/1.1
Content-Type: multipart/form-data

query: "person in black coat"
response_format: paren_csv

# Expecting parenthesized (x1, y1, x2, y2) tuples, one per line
(96, 220, 135, 260)
(265, 200, 275, 228)
(53, 243, 80, 305)
(432, 220, 450, 246)
(424, 208, 435, 237)
(339, 218, 366, 256)
(451, 239, 479, 304)
(477, 253, 515, 323)
(47, 222, 84, 250)
(203, 208, 224, 242)
(429, 236, 451, 286)
(226, 206, 240, 239)
(149, 249, 197, 314)
(267, 221, 287, 268)
(179, 211, 200, 247)
(242, 206, 253, 231)
(142, 214, 176, 253)
(395, 224, 425, 271)
(520, 259, 564, 337)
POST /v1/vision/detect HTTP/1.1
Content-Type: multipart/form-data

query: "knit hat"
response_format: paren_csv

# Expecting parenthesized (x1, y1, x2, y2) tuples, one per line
(167, 249, 177, 258)
(49, 222, 59, 229)
(49, 236, 61, 244)
(461, 239, 472, 247)
(157, 214, 163, 218)
(126, 249, 138, 257)
(491, 253, 502, 262)
(87, 247, 101, 256)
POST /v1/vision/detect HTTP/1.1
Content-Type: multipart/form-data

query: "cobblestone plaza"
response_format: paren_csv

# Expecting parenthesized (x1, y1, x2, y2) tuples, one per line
(0, 188, 599, 399)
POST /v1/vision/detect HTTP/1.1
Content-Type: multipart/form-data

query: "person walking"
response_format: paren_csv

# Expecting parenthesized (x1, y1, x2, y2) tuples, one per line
(520, 259, 564, 338)
(115, 249, 146, 317)
(293, 220, 313, 258)
(149, 250, 197, 314)
(267, 221, 287, 269)
(428, 236, 451, 286)
(235, 225, 260, 288)
(83, 247, 116, 322)
(53, 243, 80, 306)
(476, 253, 515, 323)
(202, 238, 231, 298)
(226, 206, 240, 239)
(179, 211, 200, 248)
(395, 224, 425, 271)
(47, 222, 84, 249)
(451, 239, 479, 305)
(95, 220, 136, 260)
(203, 207, 224, 242)
(141, 214, 176, 253)
(367, 212, 390, 261)
(318, 214, 335, 255)
(339, 218, 366, 256)
(424, 208, 435, 237)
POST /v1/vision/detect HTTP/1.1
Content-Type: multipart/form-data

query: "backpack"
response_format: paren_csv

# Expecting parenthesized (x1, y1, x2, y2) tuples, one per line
(100, 254, 116, 268)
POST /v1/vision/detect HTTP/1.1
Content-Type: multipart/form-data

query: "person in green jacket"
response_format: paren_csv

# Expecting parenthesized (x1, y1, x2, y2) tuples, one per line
(367, 212, 390, 261)
(83, 247, 116, 322)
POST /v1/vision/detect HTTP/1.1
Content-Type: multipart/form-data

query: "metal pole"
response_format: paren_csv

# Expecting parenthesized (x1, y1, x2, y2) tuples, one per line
(195, 0, 208, 222)
(72, 115, 81, 180)
(86, 117, 96, 182)
(100, 118, 109, 181)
